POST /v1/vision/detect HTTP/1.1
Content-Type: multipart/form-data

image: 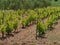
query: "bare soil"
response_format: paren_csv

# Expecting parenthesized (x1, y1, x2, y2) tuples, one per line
(0, 20, 60, 45)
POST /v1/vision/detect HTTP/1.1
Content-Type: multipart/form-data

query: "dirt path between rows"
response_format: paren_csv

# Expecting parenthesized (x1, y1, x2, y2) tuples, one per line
(0, 20, 60, 45)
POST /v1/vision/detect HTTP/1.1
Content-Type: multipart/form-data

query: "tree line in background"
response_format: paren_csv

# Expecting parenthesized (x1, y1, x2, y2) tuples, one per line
(0, 0, 51, 10)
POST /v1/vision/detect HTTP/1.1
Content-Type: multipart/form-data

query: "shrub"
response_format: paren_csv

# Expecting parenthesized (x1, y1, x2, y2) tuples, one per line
(5, 23, 12, 35)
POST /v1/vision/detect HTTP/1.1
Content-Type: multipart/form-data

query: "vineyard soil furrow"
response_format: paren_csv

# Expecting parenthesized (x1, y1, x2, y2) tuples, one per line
(0, 20, 60, 45)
